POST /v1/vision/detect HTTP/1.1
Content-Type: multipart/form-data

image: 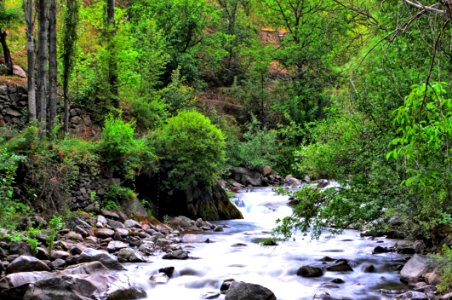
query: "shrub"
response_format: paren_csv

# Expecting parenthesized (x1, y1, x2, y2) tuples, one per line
(228, 117, 278, 170)
(98, 114, 158, 179)
(104, 184, 137, 202)
(128, 96, 168, 130)
(152, 110, 226, 191)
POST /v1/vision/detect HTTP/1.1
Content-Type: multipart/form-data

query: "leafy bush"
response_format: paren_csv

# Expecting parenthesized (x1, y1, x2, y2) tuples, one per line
(128, 96, 168, 129)
(104, 184, 137, 203)
(98, 114, 158, 179)
(228, 117, 278, 170)
(160, 67, 197, 115)
(152, 110, 226, 191)
(0, 147, 25, 201)
(433, 245, 452, 293)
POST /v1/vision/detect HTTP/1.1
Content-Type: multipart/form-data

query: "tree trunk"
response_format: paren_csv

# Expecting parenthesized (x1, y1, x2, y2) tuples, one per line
(24, 0, 36, 121)
(62, 0, 80, 132)
(0, 30, 13, 75)
(107, 0, 118, 108)
(37, 0, 48, 135)
(48, 0, 57, 133)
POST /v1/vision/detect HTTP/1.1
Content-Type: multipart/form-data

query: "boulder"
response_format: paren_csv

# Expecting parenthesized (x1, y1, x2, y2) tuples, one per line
(149, 272, 169, 284)
(116, 248, 146, 263)
(262, 166, 272, 176)
(162, 250, 189, 260)
(124, 219, 141, 228)
(400, 255, 431, 284)
(225, 281, 276, 300)
(231, 167, 263, 186)
(362, 263, 375, 273)
(0, 271, 53, 290)
(75, 248, 125, 270)
(62, 261, 109, 275)
(94, 228, 115, 239)
(284, 175, 301, 187)
(158, 266, 175, 278)
(107, 241, 129, 253)
(326, 259, 353, 272)
(297, 266, 323, 277)
(6, 256, 51, 275)
(395, 291, 428, 300)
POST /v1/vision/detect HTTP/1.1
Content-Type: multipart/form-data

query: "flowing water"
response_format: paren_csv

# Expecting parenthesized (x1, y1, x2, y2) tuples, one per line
(127, 187, 409, 299)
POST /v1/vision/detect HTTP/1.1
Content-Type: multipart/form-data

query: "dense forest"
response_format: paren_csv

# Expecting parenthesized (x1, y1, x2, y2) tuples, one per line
(0, 0, 450, 296)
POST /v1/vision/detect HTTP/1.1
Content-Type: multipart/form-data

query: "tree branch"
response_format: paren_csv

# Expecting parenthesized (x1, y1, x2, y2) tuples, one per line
(403, 0, 447, 15)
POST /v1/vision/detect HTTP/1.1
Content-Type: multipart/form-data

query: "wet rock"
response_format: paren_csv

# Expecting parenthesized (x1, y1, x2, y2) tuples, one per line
(232, 167, 263, 186)
(162, 250, 189, 260)
(106, 286, 147, 300)
(400, 255, 430, 284)
(297, 266, 323, 277)
(313, 291, 343, 300)
(116, 248, 146, 263)
(6, 256, 51, 275)
(159, 266, 175, 278)
(361, 263, 375, 273)
(213, 225, 224, 232)
(225, 281, 276, 300)
(316, 179, 329, 188)
(331, 278, 345, 284)
(424, 269, 441, 285)
(395, 291, 428, 299)
(231, 243, 247, 247)
(62, 261, 109, 275)
(320, 256, 336, 262)
(373, 245, 393, 254)
(107, 241, 129, 253)
(138, 241, 155, 255)
(220, 279, 235, 293)
(150, 272, 169, 284)
(396, 240, 425, 254)
(202, 291, 221, 299)
(326, 259, 353, 272)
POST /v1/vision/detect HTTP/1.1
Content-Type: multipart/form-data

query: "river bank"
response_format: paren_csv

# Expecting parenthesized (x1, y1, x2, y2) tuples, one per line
(0, 186, 450, 299)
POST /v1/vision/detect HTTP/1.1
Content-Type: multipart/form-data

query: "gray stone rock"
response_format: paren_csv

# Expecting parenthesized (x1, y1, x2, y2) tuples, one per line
(162, 250, 189, 260)
(395, 291, 428, 300)
(400, 255, 431, 284)
(50, 258, 66, 270)
(149, 272, 169, 284)
(64, 231, 84, 242)
(124, 219, 141, 228)
(297, 266, 323, 277)
(50, 250, 70, 260)
(326, 259, 353, 272)
(76, 248, 125, 270)
(225, 281, 276, 300)
(116, 248, 146, 263)
(107, 241, 129, 253)
(284, 175, 301, 187)
(95, 228, 115, 238)
(0, 271, 53, 290)
(107, 219, 125, 229)
(362, 263, 375, 273)
(97, 215, 108, 227)
(6, 256, 51, 275)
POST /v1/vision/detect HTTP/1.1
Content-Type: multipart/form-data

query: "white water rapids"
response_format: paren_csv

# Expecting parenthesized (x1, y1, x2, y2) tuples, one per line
(127, 187, 409, 299)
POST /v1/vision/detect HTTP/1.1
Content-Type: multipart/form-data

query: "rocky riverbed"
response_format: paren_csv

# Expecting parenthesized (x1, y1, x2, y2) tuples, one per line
(0, 187, 450, 300)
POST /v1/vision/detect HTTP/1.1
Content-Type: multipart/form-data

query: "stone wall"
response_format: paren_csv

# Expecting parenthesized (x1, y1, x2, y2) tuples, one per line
(0, 85, 28, 128)
(0, 83, 100, 137)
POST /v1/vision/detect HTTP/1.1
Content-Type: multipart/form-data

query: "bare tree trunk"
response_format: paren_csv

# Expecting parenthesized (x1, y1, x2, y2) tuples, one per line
(0, 30, 13, 75)
(37, 0, 48, 134)
(24, 0, 36, 121)
(48, 0, 57, 134)
(107, 0, 118, 108)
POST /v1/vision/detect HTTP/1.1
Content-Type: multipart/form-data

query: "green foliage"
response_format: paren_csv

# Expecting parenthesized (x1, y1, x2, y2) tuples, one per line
(153, 110, 226, 191)
(433, 245, 452, 293)
(0, 147, 25, 201)
(160, 67, 196, 115)
(274, 186, 344, 239)
(98, 114, 158, 179)
(104, 184, 136, 203)
(229, 117, 278, 170)
(259, 237, 278, 246)
(46, 216, 64, 254)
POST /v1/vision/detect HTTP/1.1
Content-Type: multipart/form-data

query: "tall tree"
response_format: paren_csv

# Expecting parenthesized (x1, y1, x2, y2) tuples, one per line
(62, 0, 80, 132)
(0, 2, 20, 75)
(36, 0, 48, 134)
(106, 0, 118, 107)
(48, 0, 57, 133)
(24, 0, 36, 121)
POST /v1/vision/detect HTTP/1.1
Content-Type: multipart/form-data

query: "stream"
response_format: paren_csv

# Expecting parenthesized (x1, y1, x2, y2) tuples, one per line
(126, 187, 409, 299)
